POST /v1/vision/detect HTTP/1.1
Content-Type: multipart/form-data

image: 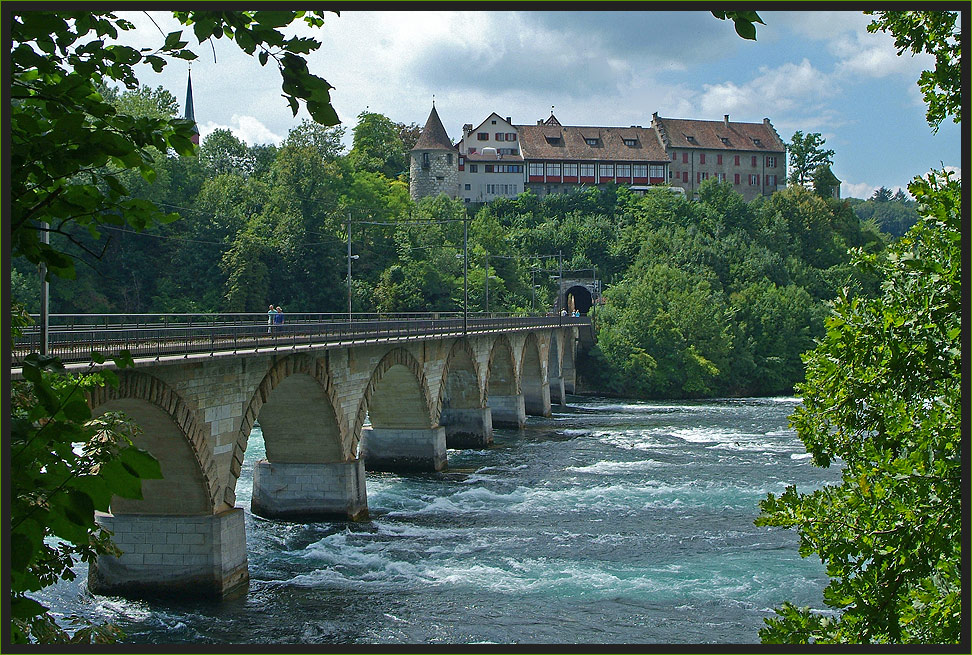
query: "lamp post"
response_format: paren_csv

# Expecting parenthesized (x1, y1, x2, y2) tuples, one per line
(40, 222, 49, 355)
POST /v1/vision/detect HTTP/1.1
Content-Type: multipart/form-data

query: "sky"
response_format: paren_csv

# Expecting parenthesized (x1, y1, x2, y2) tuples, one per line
(116, 8, 962, 200)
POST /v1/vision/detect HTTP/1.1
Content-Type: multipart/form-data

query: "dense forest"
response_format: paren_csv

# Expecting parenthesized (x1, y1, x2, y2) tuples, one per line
(11, 83, 892, 399)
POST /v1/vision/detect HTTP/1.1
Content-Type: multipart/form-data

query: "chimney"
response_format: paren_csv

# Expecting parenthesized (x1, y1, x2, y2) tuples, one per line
(724, 114, 730, 128)
(506, 116, 512, 123)
(763, 118, 771, 125)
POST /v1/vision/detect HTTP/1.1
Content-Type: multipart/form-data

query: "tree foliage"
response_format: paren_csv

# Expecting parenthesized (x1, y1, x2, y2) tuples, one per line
(756, 171, 961, 643)
(9, 351, 163, 643)
(787, 131, 835, 187)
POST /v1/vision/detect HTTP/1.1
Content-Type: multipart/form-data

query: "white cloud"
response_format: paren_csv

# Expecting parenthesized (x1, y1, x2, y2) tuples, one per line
(841, 180, 881, 200)
(830, 29, 931, 79)
(698, 59, 835, 121)
(198, 115, 283, 146)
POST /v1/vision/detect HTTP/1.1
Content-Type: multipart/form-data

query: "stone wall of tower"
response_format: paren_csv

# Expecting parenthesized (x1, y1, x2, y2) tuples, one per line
(410, 150, 458, 200)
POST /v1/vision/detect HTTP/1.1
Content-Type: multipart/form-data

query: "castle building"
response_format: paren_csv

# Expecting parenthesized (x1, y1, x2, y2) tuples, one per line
(652, 113, 786, 202)
(409, 106, 787, 203)
(409, 105, 458, 200)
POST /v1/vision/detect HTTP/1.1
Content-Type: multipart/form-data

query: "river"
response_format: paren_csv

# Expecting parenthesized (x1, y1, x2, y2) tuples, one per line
(36, 396, 841, 644)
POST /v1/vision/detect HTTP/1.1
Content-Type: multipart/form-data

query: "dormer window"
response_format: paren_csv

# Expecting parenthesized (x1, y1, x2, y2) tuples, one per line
(720, 137, 731, 146)
(752, 138, 762, 146)
(545, 136, 562, 145)
(685, 135, 697, 144)
(585, 138, 599, 146)
(623, 138, 637, 146)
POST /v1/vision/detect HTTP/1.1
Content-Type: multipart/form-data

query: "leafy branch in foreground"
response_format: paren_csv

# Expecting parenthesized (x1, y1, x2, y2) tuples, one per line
(756, 171, 961, 644)
(9, 350, 162, 644)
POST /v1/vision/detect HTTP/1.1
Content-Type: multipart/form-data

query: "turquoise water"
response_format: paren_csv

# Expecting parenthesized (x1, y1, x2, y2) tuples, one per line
(36, 396, 840, 644)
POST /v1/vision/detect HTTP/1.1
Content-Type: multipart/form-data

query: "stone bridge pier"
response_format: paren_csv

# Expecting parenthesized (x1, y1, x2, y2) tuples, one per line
(83, 325, 578, 598)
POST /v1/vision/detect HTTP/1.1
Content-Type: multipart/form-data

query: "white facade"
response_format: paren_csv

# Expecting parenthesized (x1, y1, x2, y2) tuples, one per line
(456, 113, 524, 203)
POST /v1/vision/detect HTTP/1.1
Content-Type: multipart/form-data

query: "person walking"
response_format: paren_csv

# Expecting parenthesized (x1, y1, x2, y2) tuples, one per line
(274, 306, 284, 326)
(267, 304, 277, 333)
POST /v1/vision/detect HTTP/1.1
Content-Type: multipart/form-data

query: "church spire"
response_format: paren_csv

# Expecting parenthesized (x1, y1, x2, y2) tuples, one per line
(184, 68, 200, 145)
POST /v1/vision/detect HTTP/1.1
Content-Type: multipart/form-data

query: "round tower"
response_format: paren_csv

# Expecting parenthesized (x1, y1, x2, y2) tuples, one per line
(410, 105, 458, 201)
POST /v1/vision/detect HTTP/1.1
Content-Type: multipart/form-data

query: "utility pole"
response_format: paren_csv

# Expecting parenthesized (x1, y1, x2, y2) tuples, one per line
(484, 251, 489, 314)
(40, 223, 49, 355)
(346, 212, 354, 324)
(463, 212, 468, 334)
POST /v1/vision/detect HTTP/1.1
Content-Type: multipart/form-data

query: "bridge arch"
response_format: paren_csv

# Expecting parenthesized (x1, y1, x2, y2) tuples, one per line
(88, 371, 219, 514)
(353, 347, 436, 453)
(521, 333, 551, 417)
(436, 338, 485, 417)
(238, 353, 346, 466)
(486, 335, 518, 397)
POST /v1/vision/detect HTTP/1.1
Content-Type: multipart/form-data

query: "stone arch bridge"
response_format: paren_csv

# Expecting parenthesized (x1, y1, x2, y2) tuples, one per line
(22, 316, 584, 598)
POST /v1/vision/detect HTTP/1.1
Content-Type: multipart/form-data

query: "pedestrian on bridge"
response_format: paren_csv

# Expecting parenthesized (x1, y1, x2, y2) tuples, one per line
(275, 306, 284, 326)
(267, 304, 277, 333)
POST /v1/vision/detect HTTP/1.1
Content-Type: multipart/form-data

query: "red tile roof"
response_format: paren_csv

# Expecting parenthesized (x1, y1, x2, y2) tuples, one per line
(515, 123, 668, 162)
(653, 115, 785, 153)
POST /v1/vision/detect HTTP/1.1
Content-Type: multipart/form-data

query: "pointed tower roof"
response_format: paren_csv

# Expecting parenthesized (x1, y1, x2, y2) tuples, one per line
(184, 69, 200, 144)
(412, 105, 454, 151)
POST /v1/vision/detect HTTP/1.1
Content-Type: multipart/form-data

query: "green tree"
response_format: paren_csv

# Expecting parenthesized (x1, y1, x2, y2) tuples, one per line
(348, 111, 408, 179)
(8, 10, 342, 642)
(756, 171, 961, 643)
(787, 131, 835, 187)
(199, 128, 255, 177)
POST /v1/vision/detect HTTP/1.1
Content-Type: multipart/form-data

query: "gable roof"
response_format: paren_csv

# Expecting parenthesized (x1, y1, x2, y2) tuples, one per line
(515, 123, 668, 162)
(412, 105, 454, 151)
(653, 115, 785, 153)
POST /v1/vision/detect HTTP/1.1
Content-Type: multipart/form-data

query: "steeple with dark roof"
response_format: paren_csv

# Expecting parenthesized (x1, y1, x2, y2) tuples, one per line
(184, 69, 200, 145)
(412, 105, 454, 151)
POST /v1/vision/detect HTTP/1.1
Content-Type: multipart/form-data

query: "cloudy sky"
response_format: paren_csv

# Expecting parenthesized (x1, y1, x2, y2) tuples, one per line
(118, 9, 961, 199)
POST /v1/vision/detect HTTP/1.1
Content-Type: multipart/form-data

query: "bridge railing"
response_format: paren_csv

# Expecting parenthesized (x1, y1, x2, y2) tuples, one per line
(12, 313, 586, 366)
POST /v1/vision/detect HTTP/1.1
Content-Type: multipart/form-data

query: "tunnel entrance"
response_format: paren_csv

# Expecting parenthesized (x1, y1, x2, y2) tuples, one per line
(564, 285, 593, 315)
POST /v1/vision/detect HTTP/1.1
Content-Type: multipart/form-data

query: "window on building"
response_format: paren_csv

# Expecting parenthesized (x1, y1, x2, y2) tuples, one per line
(752, 138, 762, 146)
(529, 162, 544, 176)
(766, 175, 777, 187)
(506, 133, 517, 141)
(648, 164, 663, 178)
(491, 119, 496, 124)
(616, 164, 630, 178)
(477, 133, 489, 140)
(717, 154, 723, 165)
(599, 163, 614, 178)
(585, 138, 599, 146)
(468, 147, 477, 154)
(682, 171, 688, 183)
(749, 174, 760, 185)
(546, 162, 561, 177)
(751, 155, 757, 167)
(635, 164, 648, 178)
(699, 153, 706, 165)
(623, 138, 637, 146)
(734, 173, 740, 185)
(422, 152, 429, 167)
(671, 152, 677, 161)
(717, 172, 726, 182)
(485, 164, 494, 173)
(766, 156, 777, 167)
(685, 135, 697, 144)
(697, 171, 709, 182)
(469, 164, 478, 173)
(447, 153, 453, 165)
(495, 133, 504, 141)
(579, 163, 595, 177)
(734, 155, 740, 166)
(563, 163, 578, 177)
(682, 152, 688, 164)
(464, 184, 471, 190)
(720, 137, 730, 146)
